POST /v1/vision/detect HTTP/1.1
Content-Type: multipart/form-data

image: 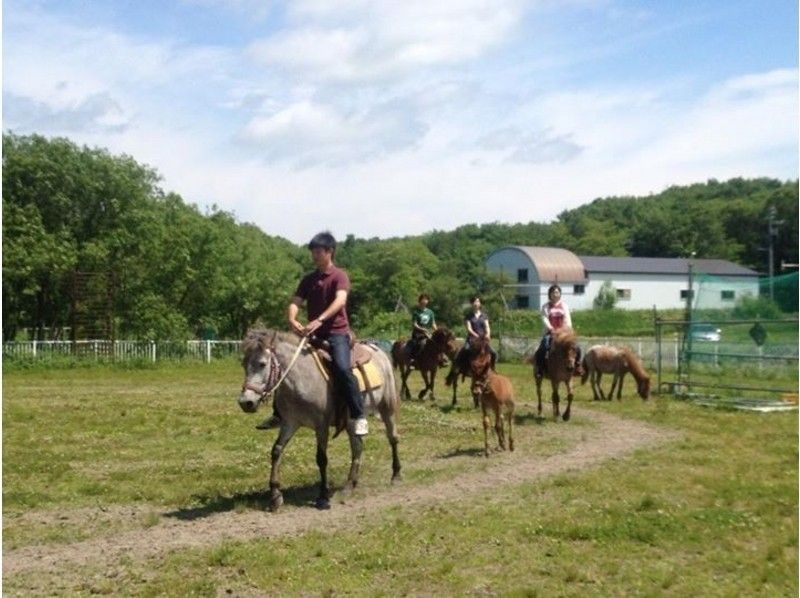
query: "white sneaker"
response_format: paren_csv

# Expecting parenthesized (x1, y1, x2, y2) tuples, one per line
(353, 417, 369, 436)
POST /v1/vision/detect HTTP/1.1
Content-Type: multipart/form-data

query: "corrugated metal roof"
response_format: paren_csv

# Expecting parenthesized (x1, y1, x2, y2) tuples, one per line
(489, 246, 587, 283)
(579, 255, 759, 277)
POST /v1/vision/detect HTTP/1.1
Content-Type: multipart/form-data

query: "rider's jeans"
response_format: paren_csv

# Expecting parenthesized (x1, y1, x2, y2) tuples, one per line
(328, 333, 364, 419)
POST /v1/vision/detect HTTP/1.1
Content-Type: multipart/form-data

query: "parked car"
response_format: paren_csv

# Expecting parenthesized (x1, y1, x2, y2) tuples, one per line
(690, 324, 722, 342)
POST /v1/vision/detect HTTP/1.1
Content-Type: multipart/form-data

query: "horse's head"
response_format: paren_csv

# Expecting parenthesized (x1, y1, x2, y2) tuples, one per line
(638, 376, 651, 400)
(552, 328, 579, 373)
(238, 330, 280, 413)
(433, 327, 459, 358)
(469, 336, 492, 382)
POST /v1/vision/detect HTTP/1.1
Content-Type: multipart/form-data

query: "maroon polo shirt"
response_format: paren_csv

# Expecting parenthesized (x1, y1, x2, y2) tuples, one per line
(294, 265, 351, 336)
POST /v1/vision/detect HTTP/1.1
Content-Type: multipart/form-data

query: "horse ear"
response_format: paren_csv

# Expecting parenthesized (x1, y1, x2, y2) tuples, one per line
(269, 330, 278, 349)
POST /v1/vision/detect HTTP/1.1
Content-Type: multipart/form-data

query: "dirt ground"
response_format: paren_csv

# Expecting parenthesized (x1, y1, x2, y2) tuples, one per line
(3, 407, 678, 588)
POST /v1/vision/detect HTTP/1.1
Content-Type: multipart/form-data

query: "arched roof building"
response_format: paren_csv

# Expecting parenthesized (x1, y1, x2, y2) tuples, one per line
(486, 246, 759, 311)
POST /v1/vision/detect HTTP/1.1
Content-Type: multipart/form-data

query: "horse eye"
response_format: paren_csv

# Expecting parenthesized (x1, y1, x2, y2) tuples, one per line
(257, 360, 267, 369)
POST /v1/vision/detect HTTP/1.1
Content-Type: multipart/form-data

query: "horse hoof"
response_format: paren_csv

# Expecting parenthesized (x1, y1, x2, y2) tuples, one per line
(315, 497, 331, 510)
(562, 412, 571, 422)
(269, 494, 283, 512)
(391, 473, 403, 484)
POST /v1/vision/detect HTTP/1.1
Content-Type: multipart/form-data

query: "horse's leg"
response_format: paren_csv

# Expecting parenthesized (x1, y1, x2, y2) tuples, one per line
(481, 398, 490, 458)
(506, 402, 515, 452)
(609, 372, 619, 401)
(342, 430, 365, 494)
(598, 372, 608, 401)
(429, 366, 438, 402)
(535, 374, 543, 416)
(418, 367, 431, 401)
(590, 370, 600, 401)
(563, 379, 574, 422)
(617, 372, 625, 400)
(314, 425, 331, 510)
(494, 402, 505, 450)
(378, 400, 402, 482)
(400, 363, 412, 401)
(472, 379, 480, 409)
(551, 380, 560, 421)
(268, 423, 299, 512)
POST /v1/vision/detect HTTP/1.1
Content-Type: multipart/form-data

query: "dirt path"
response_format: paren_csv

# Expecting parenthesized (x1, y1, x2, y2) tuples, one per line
(3, 409, 678, 579)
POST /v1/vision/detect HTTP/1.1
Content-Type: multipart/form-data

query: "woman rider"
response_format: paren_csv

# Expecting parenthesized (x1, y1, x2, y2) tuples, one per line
(534, 284, 582, 379)
(458, 295, 497, 371)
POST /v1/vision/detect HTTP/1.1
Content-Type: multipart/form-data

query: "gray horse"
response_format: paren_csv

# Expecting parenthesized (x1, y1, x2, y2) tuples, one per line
(238, 330, 402, 511)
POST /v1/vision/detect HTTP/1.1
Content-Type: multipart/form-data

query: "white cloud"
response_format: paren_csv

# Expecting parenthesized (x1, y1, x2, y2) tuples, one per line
(249, 0, 525, 82)
(238, 98, 427, 165)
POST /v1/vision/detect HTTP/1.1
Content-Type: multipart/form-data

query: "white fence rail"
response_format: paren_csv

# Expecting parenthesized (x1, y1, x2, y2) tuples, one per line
(5, 337, 795, 369)
(3, 340, 242, 363)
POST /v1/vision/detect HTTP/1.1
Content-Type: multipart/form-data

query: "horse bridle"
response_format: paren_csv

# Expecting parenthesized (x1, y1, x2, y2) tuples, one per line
(241, 336, 308, 403)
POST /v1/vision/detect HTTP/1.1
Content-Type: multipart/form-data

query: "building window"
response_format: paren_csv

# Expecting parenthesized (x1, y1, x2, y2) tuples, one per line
(573, 284, 585, 295)
(516, 295, 529, 309)
(616, 288, 631, 300)
(517, 268, 528, 283)
(721, 290, 735, 301)
(680, 290, 695, 300)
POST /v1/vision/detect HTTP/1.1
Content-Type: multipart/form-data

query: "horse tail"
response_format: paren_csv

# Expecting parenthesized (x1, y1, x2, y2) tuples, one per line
(580, 353, 589, 385)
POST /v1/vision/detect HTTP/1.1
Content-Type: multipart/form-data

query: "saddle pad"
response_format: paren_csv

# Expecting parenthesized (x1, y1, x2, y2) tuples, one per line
(353, 360, 383, 392)
(310, 349, 383, 392)
(313, 341, 376, 368)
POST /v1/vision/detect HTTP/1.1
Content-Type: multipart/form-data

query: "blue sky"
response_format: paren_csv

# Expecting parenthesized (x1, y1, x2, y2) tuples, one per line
(4, 0, 798, 244)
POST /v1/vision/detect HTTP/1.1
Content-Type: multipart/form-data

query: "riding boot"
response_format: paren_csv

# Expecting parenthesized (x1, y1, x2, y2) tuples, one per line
(534, 348, 545, 379)
(256, 407, 282, 430)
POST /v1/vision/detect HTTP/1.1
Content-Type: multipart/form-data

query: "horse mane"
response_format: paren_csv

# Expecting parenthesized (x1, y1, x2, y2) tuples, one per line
(620, 347, 649, 382)
(552, 327, 577, 347)
(241, 329, 300, 359)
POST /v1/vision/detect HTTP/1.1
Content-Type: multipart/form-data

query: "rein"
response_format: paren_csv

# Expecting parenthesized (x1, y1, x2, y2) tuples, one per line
(242, 335, 308, 401)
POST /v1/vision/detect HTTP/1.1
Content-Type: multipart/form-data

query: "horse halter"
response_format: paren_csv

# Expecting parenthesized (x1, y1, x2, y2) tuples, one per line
(241, 335, 309, 403)
(241, 349, 282, 401)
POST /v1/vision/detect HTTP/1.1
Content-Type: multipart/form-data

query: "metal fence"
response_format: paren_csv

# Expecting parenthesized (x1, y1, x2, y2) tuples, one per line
(3, 340, 242, 363)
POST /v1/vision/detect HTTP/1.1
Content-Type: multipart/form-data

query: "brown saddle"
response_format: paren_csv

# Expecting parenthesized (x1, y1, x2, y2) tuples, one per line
(309, 338, 377, 368)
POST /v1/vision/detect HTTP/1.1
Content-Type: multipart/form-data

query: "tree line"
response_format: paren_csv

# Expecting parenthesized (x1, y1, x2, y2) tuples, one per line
(3, 132, 797, 341)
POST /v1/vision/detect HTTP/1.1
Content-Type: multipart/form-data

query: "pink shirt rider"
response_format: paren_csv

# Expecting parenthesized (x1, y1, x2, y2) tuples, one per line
(541, 300, 572, 334)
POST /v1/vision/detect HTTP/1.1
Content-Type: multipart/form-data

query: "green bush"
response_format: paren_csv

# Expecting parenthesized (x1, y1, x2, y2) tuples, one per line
(732, 295, 784, 320)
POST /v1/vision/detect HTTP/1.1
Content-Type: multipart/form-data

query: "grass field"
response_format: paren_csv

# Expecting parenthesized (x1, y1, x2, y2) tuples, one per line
(3, 359, 797, 596)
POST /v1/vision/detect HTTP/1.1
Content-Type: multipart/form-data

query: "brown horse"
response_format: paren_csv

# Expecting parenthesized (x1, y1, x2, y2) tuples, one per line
(391, 327, 458, 401)
(531, 328, 580, 421)
(581, 345, 651, 401)
(470, 336, 514, 457)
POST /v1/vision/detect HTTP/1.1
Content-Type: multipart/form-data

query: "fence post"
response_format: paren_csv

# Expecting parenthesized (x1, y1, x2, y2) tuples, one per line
(32, 339, 37, 358)
(206, 340, 212, 363)
(150, 340, 156, 363)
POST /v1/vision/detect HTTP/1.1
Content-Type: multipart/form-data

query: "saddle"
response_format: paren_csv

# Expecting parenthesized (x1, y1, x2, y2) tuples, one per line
(308, 339, 384, 392)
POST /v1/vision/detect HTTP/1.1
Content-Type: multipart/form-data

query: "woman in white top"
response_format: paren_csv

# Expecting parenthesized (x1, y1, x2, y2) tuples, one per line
(534, 284, 581, 379)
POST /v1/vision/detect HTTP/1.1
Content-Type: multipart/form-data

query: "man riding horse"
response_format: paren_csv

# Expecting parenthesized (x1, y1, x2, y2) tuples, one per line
(257, 231, 369, 436)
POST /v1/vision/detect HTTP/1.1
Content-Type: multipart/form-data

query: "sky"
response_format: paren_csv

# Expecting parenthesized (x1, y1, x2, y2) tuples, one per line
(3, 0, 798, 244)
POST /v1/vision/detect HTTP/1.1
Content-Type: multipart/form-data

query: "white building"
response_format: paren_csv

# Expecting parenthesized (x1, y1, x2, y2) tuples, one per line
(485, 246, 760, 311)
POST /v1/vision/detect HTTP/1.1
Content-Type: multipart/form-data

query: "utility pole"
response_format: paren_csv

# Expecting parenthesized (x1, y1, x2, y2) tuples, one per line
(767, 206, 784, 301)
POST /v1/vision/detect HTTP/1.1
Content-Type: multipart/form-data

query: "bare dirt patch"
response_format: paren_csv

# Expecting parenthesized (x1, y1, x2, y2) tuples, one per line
(3, 408, 678, 581)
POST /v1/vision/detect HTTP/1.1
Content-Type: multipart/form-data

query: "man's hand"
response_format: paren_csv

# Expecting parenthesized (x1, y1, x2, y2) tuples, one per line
(303, 318, 323, 336)
(289, 319, 305, 336)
